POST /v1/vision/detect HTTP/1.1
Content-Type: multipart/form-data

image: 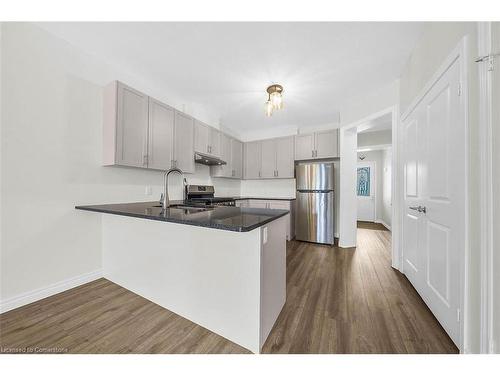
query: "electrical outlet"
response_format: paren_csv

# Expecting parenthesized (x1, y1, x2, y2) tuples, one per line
(145, 186, 152, 196)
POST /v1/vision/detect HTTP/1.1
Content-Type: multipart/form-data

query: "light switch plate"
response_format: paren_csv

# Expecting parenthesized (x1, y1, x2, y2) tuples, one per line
(263, 227, 268, 244)
(145, 186, 152, 196)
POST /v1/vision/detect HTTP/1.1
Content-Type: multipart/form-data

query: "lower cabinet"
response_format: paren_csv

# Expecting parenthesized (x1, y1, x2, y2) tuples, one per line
(235, 199, 295, 240)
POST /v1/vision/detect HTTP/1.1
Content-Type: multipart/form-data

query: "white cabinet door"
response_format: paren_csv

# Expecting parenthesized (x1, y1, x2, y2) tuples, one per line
(261, 139, 276, 178)
(231, 139, 243, 179)
(295, 133, 315, 160)
(244, 141, 262, 179)
(210, 127, 221, 158)
(275, 136, 294, 178)
(194, 120, 210, 154)
(147, 98, 175, 170)
(235, 199, 250, 208)
(211, 133, 232, 177)
(248, 200, 268, 209)
(115, 82, 149, 167)
(269, 201, 291, 240)
(174, 111, 195, 174)
(315, 129, 339, 158)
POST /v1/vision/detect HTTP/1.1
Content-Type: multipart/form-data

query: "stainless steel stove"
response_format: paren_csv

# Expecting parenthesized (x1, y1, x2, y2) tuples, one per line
(185, 185, 235, 207)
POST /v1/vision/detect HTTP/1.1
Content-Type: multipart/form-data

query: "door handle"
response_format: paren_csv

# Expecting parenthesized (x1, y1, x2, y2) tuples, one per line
(409, 205, 427, 214)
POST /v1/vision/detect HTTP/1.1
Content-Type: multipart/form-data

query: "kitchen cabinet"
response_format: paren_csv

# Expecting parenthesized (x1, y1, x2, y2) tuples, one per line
(238, 199, 295, 240)
(275, 136, 295, 178)
(260, 139, 276, 178)
(103, 81, 149, 168)
(231, 139, 243, 178)
(147, 98, 175, 170)
(294, 129, 339, 160)
(194, 120, 221, 158)
(173, 111, 195, 174)
(210, 135, 242, 179)
(103, 81, 196, 174)
(294, 133, 315, 161)
(244, 141, 262, 179)
(250, 136, 294, 179)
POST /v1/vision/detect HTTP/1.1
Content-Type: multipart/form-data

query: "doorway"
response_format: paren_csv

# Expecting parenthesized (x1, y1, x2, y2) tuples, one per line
(357, 161, 376, 222)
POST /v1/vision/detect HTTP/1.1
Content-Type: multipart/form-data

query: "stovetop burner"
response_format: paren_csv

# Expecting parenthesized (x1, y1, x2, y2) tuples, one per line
(185, 185, 235, 207)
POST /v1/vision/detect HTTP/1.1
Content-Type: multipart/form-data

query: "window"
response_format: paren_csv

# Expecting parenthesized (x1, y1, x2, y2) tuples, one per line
(357, 167, 371, 196)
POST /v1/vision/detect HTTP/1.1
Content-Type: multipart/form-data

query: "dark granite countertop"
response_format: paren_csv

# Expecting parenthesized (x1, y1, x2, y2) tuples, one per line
(75, 201, 289, 232)
(230, 196, 296, 201)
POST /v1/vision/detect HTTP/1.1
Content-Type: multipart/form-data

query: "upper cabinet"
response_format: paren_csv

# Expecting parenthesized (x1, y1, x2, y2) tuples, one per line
(210, 134, 242, 179)
(104, 81, 149, 168)
(103, 81, 195, 173)
(294, 129, 339, 160)
(244, 141, 262, 179)
(147, 97, 175, 170)
(243, 136, 294, 180)
(194, 120, 221, 158)
(174, 111, 195, 174)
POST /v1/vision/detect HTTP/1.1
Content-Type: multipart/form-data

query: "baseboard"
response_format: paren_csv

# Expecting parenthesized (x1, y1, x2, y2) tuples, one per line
(375, 219, 392, 231)
(0, 269, 103, 314)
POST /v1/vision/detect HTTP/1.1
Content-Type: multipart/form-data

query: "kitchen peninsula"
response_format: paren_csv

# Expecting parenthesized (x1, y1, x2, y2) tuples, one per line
(75, 201, 288, 353)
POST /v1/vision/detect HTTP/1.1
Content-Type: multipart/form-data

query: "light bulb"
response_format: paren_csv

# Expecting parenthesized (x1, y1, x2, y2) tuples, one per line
(270, 92, 282, 109)
(265, 100, 273, 117)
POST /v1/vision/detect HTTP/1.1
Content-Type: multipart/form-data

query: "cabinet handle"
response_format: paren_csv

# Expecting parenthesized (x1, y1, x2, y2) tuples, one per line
(143, 154, 148, 166)
(276, 170, 278, 177)
(258, 171, 261, 178)
(312, 150, 314, 158)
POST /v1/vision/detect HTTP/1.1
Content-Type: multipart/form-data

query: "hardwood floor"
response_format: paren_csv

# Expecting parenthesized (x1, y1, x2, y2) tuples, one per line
(0, 223, 458, 354)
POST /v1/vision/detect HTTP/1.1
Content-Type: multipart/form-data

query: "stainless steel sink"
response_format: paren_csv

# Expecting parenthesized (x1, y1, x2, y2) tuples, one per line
(152, 204, 211, 213)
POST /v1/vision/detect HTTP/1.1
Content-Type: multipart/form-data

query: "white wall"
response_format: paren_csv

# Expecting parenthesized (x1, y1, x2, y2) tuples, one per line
(339, 80, 399, 127)
(339, 128, 357, 247)
(240, 179, 296, 198)
(398, 22, 480, 353)
(0, 23, 240, 305)
(357, 130, 392, 149)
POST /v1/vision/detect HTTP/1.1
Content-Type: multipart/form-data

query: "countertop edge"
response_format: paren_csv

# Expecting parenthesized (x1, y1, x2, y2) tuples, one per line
(75, 205, 289, 233)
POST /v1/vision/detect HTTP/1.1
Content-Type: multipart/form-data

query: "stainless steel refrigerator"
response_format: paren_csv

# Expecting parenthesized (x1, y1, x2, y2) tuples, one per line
(295, 162, 335, 245)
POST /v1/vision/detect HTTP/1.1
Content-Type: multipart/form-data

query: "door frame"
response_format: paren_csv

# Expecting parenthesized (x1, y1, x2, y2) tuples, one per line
(477, 22, 495, 354)
(339, 106, 401, 268)
(356, 160, 377, 222)
(400, 36, 469, 353)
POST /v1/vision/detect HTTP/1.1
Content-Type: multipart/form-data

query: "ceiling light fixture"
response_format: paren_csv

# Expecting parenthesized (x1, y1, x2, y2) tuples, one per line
(265, 84, 284, 117)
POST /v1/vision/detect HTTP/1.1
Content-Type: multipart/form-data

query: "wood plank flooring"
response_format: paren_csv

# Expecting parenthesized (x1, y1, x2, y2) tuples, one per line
(0, 223, 458, 354)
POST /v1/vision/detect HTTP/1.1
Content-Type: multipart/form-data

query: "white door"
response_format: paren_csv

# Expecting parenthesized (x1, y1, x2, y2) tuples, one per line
(147, 98, 175, 170)
(402, 55, 465, 346)
(174, 111, 195, 174)
(357, 162, 376, 222)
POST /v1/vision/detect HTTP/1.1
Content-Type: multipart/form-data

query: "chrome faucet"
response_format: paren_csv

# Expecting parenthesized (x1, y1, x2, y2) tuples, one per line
(161, 167, 183, 210)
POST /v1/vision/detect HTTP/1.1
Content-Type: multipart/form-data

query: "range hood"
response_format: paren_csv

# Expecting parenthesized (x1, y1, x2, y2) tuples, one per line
(194, 152, 227, 166)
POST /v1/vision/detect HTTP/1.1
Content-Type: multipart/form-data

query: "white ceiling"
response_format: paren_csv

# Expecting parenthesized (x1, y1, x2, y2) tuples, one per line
(37, 22, 424, 135)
